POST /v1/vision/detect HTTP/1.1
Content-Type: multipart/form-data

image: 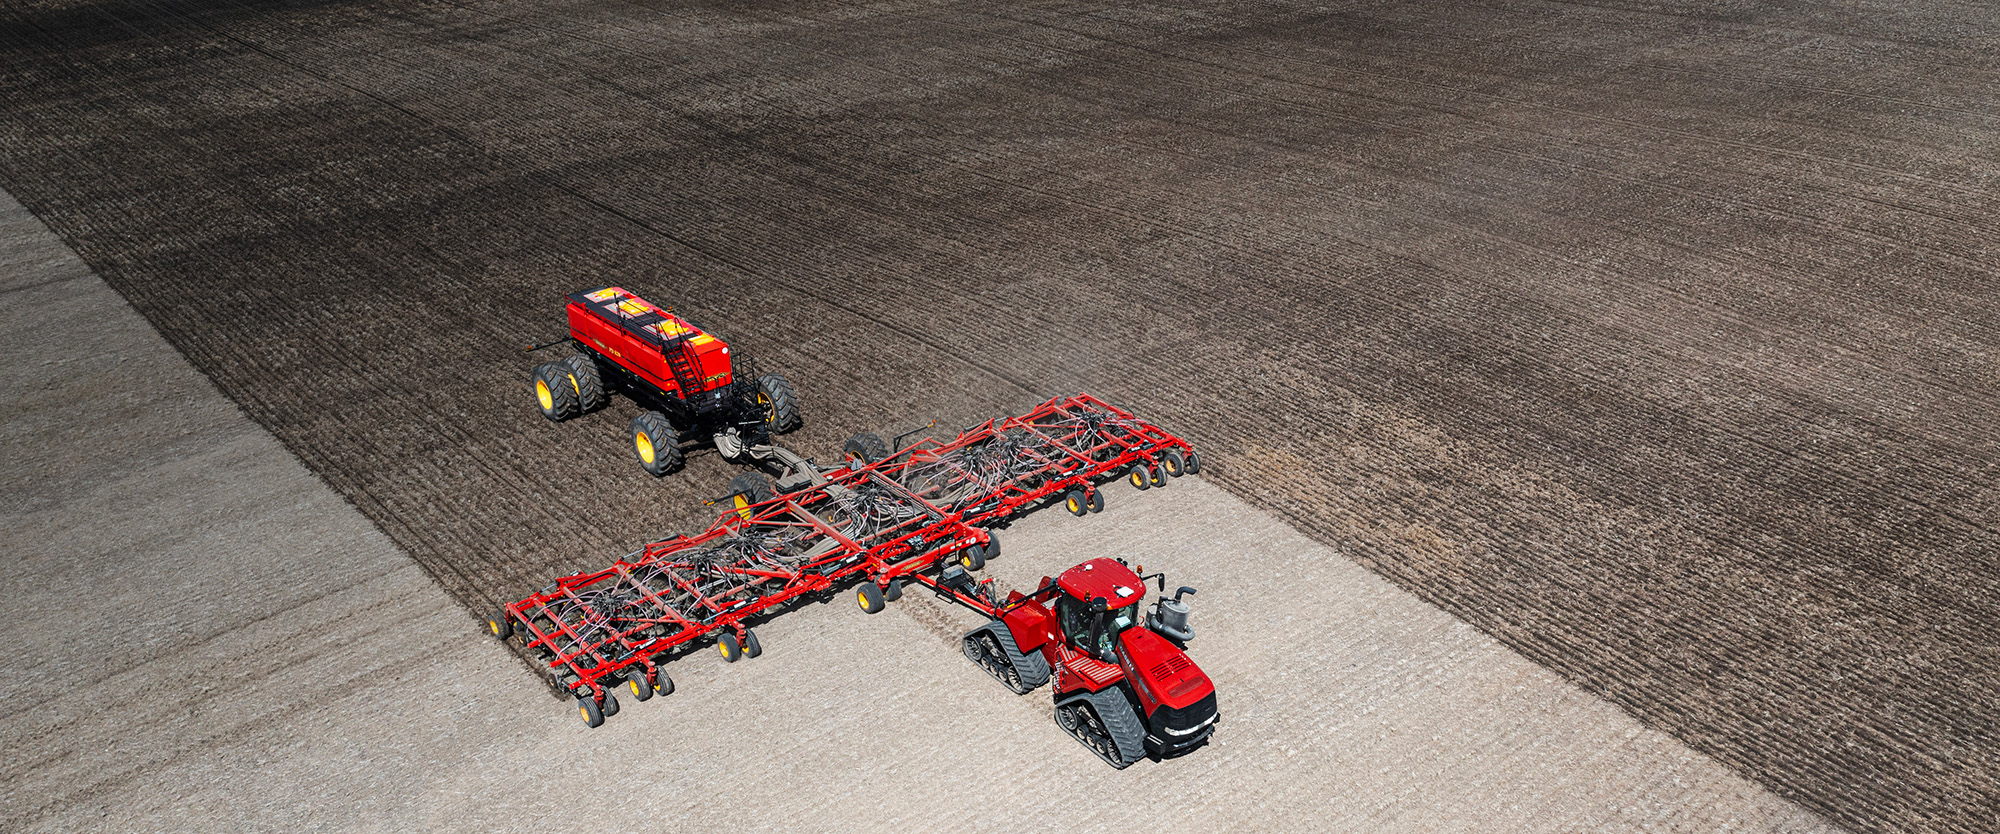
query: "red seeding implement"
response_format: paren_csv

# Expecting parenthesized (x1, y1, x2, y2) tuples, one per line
(527, 286, 803, 476)
(485, 393, 1217, 766)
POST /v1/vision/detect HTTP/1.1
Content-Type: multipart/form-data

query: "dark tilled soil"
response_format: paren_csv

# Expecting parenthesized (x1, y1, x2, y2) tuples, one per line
(2, 0, 1994, 830)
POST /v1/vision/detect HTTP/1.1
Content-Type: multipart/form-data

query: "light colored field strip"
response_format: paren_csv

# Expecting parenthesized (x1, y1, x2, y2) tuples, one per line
(0, 188, 1837, 832)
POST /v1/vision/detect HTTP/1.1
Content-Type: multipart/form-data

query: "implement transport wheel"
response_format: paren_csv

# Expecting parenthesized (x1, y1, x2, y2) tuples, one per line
(602, 692, 620, 717)
(744, 629, 763, 658)
(578, 695, 605, 728)
(717, 632, 743, 663)
(843, 431, 890, 464)
(485, 609, 511, 640)
(627, 670, 653, 702)
(533, 362, 580, 422)
(1088, 490, 1105, 513)
(959, 546, 986, 572)
(1064, 490, 1088, 517)
(982, 532, 1001, 563)
(1128, 465, 1152, 491)
(757, 373, 803, 434)
(564, 354, 609, 413)
(883, 578, 904, 602)
(857, 582, 887, 614)
(1149, 464, 1168, 488)
(629, 412, 684, 476)
(1161, 451, 1186, 477)
(656, 670, 674, 697)
(1185, 450, 1203, 475)
(728, 472, 774, 519)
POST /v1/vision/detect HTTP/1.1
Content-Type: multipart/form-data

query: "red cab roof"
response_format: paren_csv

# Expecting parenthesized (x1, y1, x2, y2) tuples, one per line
(1056, 558, 1145, 607)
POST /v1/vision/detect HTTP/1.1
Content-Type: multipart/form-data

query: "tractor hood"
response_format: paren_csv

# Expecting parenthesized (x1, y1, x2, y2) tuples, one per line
(1120, 624, 1213, 710)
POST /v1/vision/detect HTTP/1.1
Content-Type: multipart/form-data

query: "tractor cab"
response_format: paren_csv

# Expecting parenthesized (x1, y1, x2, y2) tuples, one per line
(1053, 559, 1148, 662)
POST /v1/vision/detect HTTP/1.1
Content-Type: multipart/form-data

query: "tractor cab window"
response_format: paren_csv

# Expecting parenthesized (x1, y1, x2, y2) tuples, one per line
(1057, 597, 1092, 649)
(1057, 596, 1141, 661)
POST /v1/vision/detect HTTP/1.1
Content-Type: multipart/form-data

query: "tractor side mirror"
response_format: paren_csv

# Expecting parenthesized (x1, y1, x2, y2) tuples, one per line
(1087, 597, 1112, 661)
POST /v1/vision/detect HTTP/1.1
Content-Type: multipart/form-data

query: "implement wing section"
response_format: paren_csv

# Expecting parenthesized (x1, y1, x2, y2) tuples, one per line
(500, 393, 1197, 705)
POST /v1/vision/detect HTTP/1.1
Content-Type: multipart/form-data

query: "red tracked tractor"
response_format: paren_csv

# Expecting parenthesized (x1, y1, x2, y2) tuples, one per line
(528, 286, 802, 476)
(488, 393, 1215, 766)
(939, 556, 1216, 766)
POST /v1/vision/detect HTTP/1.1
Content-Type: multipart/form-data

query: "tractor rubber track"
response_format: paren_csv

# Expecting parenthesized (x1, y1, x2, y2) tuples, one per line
(963, 621, 1051, 695)
(1056, 687, 1149, 769)
(0, 0, 1995, 831)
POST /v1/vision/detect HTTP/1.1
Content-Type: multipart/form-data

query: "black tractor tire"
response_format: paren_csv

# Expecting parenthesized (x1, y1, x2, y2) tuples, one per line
(1149, 464, 1168, 488)
(743, 629, 763, 658)
(601, 692, 620, 717)
(1064, 490, 1089, 517)
(485, 609, 512, 641)
(883, 578, 904, 602)
(757, 373, 803, 434)
(533, 362, 580, 422)
(1057, 687, 1147, 769)
(655, 670, 674, 697)
(564, 353, 609, 413)
(626, 670, 653, 702)
(1185, 450, 1203, 474)
(1088, 490, 1105, 513)
(842, 431, 890, 464)
(727, 472, 774, 518)
(578, 696, 605, 728)
(629, 412, 684, 476)
(857, 582, 887, 614)
(717, 632, 743, 663)
(1127, 465, 1152, 491)
(982, 532, 1001, 563)
(1161, 451, 1187, 478)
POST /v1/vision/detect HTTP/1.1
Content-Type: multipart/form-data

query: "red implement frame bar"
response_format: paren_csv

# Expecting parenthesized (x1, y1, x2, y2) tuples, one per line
(502, 393, 1195, 700)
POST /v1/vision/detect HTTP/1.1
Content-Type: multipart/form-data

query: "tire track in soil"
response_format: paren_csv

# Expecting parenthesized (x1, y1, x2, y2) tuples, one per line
(1, 1, 1995, 832)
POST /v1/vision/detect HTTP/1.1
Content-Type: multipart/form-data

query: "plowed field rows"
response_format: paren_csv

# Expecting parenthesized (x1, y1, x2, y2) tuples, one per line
(1, 1, 1993, 831)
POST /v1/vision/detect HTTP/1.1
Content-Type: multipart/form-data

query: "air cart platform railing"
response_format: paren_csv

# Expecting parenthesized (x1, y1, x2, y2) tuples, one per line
(487, 393, 1202, 725)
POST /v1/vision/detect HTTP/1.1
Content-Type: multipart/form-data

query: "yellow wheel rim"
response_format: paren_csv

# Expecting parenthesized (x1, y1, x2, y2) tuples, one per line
(858, 590, 871, 611)
(630, 680, 641, 696)
(734, 494, 753, 521)
(1130, 470, 1145, 487)
(961, 553, 974, 568)
(718, 642, 732, 659)
(489, 619, 500, 635)
(580, 705, 591, 722)
(636, 431, 656, 464)
(568, 373, 582, 396)
(1068, 498, 1081, 513)
(536, 380, 553, 411)
(758, 391, 773, 422)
